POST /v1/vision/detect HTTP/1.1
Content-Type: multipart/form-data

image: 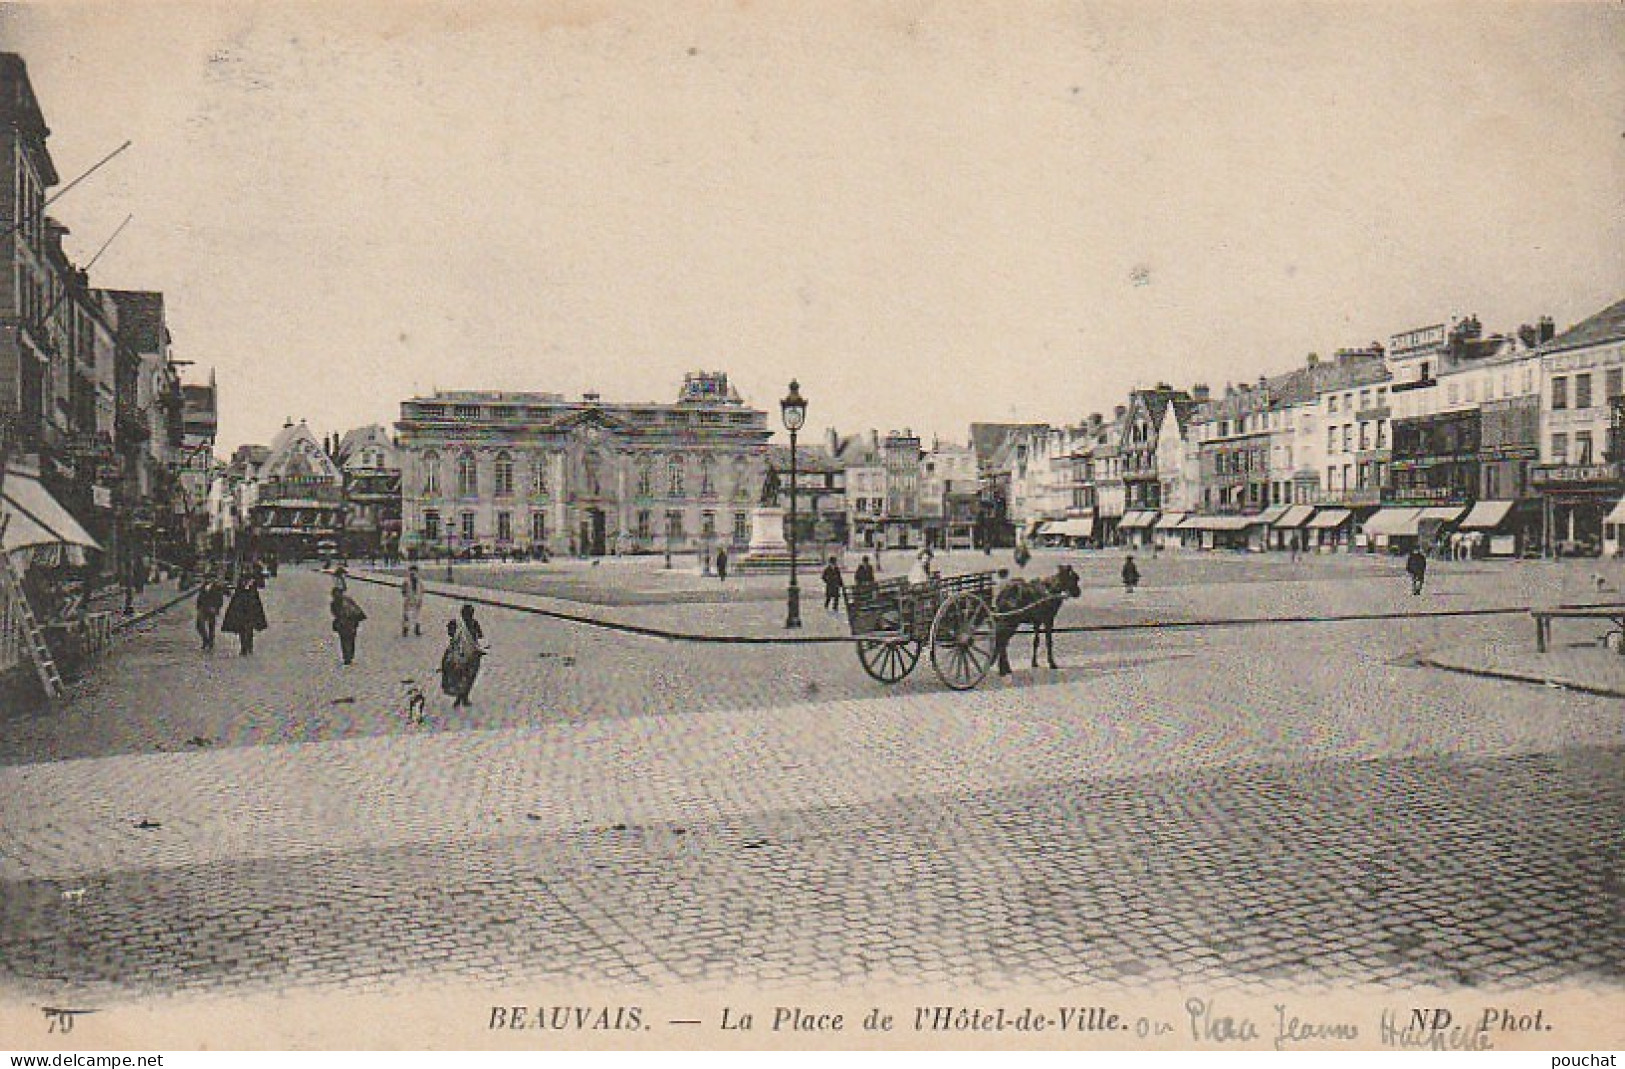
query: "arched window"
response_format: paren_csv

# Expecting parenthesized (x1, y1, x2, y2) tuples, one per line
(457, 451, 478, 497)
(494, 451, 514, 497)
(667, 456, 684, 497)
(421, 451, 440, 496)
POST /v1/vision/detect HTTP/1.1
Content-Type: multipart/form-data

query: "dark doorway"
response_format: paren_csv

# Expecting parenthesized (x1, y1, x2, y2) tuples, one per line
(588, 508, 607, 556)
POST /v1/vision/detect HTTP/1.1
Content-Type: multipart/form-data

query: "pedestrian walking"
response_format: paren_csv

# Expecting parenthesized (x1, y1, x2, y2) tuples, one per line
(1405, 547, 1428, 596)
(716, 546, 729, 582)
(330, 587, 367, 666)
(194, 571, 226, 651)
(1013, 542, 1031, 570)
(1122, 553, 1140, 594)
(853, 555, 876, 594)
(821, 555, 845, 611)
(908, 547, 935, 586)
(221, 570, 267, 655)
(331, 562, 348, 595)
(401, 564, 425, 636)
(440, 604, 488, 708)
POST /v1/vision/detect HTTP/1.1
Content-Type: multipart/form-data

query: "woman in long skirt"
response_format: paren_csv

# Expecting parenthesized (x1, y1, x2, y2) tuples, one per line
(440, 604, 487, 707)
(220, 572, 268, 655)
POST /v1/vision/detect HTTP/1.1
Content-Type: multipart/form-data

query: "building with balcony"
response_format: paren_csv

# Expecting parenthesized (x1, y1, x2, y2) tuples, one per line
(335, 424, 401, 560)
(248, 419, 345, 561)
(395, 372, 771, 558)
(1534, 296, 1625, 555)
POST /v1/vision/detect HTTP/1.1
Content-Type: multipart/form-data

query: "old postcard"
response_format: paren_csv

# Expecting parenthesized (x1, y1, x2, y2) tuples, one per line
(0, 0, 1621, 1053)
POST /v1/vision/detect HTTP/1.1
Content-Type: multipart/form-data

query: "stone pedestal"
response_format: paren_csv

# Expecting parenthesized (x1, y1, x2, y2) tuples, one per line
(741, 506, 797, 573)
(748, 507, 788, 554)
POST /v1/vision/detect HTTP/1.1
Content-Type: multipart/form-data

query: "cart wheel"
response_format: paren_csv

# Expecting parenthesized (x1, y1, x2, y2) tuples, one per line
(930, 592, 995, 691)
(858, 636, 921, 683)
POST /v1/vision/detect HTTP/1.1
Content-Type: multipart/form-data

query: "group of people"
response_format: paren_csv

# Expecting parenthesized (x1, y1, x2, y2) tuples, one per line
(329, 565, 489, 706)
(190, 561, 492, 708)
(192, 563, 269, 655)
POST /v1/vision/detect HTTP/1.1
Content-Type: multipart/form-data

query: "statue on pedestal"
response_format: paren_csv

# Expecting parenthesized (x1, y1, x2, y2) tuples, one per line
(760, 463, 782, 508)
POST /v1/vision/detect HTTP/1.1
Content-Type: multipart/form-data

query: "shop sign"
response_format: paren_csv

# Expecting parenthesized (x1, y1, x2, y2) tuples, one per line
(1533, 463, 1619, 487)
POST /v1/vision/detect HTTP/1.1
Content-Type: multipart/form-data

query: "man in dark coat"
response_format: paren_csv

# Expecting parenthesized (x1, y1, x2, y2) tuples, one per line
(195, 572, 226, 652)
(221, 572, 267, 655)
(1122, 554, 1140, 594)
(821, 556, 845, 611)
(853, 555, 876, 594)
(716, 546, 729, 582)
(1405, 547, 1428, 595)
(330, 587, 367, 665)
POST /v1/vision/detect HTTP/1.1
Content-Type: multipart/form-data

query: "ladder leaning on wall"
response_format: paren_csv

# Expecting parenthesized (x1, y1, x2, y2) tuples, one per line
(0, 547, 63, 699)
(0, 417, 65, 699)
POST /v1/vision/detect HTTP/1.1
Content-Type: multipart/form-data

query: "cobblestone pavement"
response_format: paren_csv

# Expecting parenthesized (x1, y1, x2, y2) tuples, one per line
(0, 561, 1622, 1006)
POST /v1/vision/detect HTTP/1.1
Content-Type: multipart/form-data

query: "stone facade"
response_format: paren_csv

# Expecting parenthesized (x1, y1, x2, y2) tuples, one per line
(394, 372, 770, 557)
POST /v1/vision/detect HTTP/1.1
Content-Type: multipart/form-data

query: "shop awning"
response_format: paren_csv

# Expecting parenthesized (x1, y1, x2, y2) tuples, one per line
(1604, 499, 1625, 526)
(1274, 504, 1317, 528)
(1255, 505, 1291, 526)
(1155, 511, 1188, 530)
(1459, 500, 1516, 530)
(2, 472, 102, 555)
(1418, 505, 1467, 525)
(1306, 508, 1352, 530)
(1119, 511, 1159, 529)
(1361, 507, 1423, 537)
(1179, 514, 1257, 531)
(1045, 517, 1095, 538)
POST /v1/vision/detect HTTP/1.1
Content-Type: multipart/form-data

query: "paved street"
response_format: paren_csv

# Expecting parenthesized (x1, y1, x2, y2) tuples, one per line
(0, 553, 1622, 1017)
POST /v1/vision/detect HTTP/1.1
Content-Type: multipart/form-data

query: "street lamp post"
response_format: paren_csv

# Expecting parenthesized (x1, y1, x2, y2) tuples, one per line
(781, 380, 807, 629)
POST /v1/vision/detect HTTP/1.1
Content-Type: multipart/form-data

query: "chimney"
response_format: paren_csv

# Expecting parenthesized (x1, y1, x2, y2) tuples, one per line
(1191, 383, 1210, 403)
(1538, 316, 1556, 343)
(1113, 405, 1126, 420)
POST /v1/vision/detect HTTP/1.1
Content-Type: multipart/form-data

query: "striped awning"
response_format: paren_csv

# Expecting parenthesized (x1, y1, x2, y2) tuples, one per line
(1180, 514, 1257, 531)
(1045, 517, 1095, 538)
(1361, 508, 1422, 537)
(1155, 512, 1188, 530)
(2, 472, 102, 555)
(1254, 505, 1291, 525)
(1119, 511, 1159, 529)
(1458, 500, 1516, 530)
(1273, 504, 1316, 528)
(1306, 508, 1352, 529)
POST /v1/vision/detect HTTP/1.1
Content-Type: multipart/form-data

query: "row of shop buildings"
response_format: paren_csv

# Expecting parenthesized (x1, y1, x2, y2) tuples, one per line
(2, 55, 217, 590)
(1001, 295, 1625, 558)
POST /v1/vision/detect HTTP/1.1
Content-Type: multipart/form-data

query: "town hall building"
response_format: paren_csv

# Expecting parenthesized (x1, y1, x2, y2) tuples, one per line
(394, 372, 772, 558)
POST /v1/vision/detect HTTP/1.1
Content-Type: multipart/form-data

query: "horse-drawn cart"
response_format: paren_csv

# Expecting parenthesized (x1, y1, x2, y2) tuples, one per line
(845, 571, 999, 690)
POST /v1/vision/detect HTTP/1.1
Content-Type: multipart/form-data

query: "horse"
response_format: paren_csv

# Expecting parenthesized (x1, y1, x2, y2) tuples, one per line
(993, 564, 1082, 675)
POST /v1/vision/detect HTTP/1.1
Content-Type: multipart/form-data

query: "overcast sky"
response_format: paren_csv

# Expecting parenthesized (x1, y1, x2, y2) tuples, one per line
(4, 1, 1622, 454)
